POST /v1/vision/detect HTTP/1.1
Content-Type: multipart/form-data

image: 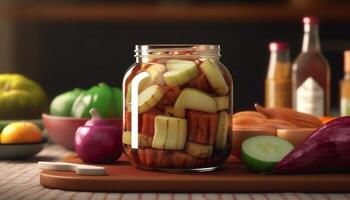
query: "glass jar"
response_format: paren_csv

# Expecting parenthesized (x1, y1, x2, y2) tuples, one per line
(122, 44, 233, 172)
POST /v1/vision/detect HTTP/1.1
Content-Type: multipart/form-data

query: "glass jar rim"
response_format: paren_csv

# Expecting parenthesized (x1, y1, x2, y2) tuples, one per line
(134, 44, 221, 59)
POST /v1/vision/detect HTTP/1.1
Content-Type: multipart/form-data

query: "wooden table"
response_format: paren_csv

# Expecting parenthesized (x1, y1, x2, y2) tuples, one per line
(1, 144, 350, 200)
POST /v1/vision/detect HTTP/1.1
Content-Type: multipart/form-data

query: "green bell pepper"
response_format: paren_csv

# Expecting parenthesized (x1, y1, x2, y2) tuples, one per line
(50, 83, 122, 118)
(71, 83, 122, 118)
(50, 88, 84, 116)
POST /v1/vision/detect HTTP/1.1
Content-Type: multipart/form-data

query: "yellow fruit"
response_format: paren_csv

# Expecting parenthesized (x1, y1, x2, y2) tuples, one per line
(0, 74, 48, 120)
(1, 122, 42, 144)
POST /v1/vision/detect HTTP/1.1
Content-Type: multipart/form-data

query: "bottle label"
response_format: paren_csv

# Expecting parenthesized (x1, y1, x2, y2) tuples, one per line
(296, 77, 324, 116)
(341, 98, 350, 116)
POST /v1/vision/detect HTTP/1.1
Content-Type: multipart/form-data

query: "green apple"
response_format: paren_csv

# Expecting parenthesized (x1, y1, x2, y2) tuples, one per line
(0, 74, 48, 120)
(50, 88, 84, 116)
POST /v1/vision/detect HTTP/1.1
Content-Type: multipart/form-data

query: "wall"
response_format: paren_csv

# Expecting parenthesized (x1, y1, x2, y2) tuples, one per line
(10, 20, 350, 112)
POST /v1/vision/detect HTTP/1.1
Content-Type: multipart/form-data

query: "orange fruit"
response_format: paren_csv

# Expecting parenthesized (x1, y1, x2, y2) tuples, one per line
(1, 122, 42, 144)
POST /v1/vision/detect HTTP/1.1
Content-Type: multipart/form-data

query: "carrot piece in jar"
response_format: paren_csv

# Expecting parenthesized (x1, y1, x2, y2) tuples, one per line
(156, 86, 182, 110)
(125, 112, 142, 131)
(188, 73, 212, 93)
(125, 112, 132, 131)
(172, 151, 211, 168)
(139, 148, 173, 168)
(140, 109, 162, 137)
(124, 145, 141, 165)
(172, 151, 197, 168)
(187, 110, 218, 145)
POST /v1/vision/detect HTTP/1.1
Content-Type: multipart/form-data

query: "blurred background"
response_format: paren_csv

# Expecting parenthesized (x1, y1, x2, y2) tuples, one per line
(0, 0, 349, 112)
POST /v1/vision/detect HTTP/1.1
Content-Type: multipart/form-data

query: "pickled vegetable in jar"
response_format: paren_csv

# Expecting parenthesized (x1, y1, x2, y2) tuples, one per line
(122, 44, 233, 172)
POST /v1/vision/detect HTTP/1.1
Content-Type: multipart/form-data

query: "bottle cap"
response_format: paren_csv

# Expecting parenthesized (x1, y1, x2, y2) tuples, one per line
(269, 42, 289, 52)
(303, 16, 319, 24)
(344, 50, 350, 73)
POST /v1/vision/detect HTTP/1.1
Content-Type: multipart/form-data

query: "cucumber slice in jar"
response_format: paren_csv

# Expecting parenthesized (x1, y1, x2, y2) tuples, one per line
(241, 135, 294, 173)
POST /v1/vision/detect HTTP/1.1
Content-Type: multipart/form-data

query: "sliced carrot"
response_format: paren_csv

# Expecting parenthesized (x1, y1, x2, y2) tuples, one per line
(125, 112, 142, 131)
(125, 112, 132, 131)
(124, 145, 141, 165)
(156, 86, 182, 110)
(140, 108, 162, 137)
(137, 148, 147, 167)
(188, 73, 211, 93)
(172, 151, 211, 168)
(140, 148, 173, 168)
(187, 110, 218, 145)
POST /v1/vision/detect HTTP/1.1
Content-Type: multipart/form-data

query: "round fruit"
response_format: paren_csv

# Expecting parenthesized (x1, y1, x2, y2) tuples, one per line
(1, 122, 42, 144)
(241, 135, 294, 173)
(50, 88, 84, 116)
(0, 74, 48, 120)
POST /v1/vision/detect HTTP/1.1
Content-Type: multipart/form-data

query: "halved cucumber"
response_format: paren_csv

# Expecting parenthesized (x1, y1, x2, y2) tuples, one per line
(241, 135, 294, 173)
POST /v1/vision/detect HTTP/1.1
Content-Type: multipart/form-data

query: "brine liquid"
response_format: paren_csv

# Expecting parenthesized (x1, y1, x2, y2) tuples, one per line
(123, 56, 233, 171)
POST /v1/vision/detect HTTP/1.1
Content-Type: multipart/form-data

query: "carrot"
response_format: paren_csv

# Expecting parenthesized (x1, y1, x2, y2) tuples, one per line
(137, 148, 147, 167)
(125, 112, 142, 131)
(156, 86, 182, 110)
(172, 151, 209, 168)
(187, 110, 218, 145)
(140, 109, 162, 137)
(125, 112, 132, 131)
(140, 148, 173, 168)
(188, 73, 211, 93)
(124, 145, 141, 165)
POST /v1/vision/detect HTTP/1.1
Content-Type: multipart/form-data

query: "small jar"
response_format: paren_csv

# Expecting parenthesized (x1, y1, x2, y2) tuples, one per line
(122, 44, 233, 172)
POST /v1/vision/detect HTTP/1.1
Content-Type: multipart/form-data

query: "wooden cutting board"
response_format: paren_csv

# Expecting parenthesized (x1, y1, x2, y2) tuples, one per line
(40, 155, 350, 192)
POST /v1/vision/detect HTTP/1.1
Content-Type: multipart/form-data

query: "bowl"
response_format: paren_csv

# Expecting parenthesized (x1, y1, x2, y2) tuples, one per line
(42, 114, 122, 150)
(232, 127, 275, 159)
(0, 119, 43, 131)
(0, 138, 47, 160)
(277, 128, 316, 147)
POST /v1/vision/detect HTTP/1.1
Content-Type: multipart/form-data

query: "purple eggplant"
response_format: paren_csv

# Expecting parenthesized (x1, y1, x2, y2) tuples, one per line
(274, 116, 350, 174)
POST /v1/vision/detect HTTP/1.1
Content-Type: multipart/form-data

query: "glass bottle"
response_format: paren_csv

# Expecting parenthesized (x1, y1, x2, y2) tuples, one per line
(292, 16, 331, 116)
(122, 44, 233, 172)
(340, 50, 350, 116)
(265, 42, 292, 108)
